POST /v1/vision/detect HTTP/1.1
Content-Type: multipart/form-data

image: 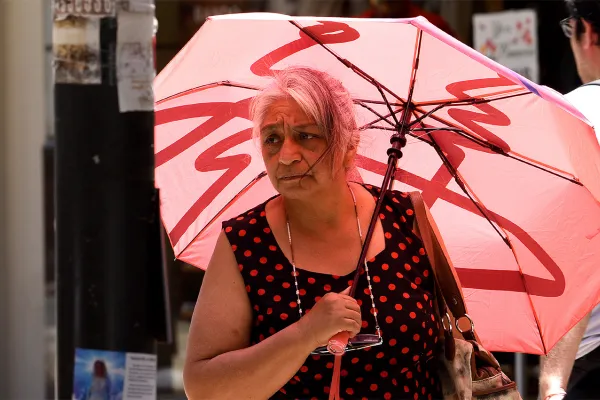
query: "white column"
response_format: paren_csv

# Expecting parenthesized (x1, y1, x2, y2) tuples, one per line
(0, 0, 47, 397)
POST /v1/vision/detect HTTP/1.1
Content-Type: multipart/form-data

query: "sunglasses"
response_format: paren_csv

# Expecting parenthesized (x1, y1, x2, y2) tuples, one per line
(310, 334, 383, 355)
(560, 16, 576, 38)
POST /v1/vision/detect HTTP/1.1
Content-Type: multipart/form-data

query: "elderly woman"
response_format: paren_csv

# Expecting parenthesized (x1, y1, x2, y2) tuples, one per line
(183, 67, 443, 399)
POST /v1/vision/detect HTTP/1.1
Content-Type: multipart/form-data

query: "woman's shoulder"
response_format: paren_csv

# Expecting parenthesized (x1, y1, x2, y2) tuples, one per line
(355, 181, 419, 229)
(221, 195, 279, 233)
(355, 181, 415, 207)
(222, 205, 264, 233)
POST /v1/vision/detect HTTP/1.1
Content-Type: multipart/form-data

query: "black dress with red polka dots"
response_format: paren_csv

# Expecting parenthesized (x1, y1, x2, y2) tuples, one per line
(223, 184, 443, 400)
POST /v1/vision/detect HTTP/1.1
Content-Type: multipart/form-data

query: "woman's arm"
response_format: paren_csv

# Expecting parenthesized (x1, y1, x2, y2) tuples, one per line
(183, 231, 316, 400)
(539, 313, 591, 400)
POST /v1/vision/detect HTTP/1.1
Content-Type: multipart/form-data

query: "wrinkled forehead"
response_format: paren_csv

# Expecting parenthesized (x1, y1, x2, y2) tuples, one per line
(259, 120, 321, 135)
(262, 98, 313, 120)
(259, 99, 319, 132)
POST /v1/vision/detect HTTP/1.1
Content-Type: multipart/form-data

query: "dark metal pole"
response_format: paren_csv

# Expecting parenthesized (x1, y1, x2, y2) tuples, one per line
(348, 113, 409, 298)
(53, 2, 159, 398)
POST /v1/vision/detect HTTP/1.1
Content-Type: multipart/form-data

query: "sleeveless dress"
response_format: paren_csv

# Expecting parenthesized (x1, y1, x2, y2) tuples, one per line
(223, 184, 443, 400)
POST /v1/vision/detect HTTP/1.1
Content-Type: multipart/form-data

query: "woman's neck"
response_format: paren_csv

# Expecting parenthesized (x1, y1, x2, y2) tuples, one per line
(282, 178, 357, 236)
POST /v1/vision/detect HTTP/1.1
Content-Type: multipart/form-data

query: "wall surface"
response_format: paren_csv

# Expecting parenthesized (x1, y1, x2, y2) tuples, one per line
(0, 0, 47, 398)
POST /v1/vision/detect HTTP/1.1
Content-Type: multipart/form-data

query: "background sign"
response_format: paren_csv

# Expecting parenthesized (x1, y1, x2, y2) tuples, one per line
(473, 9, 539, 83)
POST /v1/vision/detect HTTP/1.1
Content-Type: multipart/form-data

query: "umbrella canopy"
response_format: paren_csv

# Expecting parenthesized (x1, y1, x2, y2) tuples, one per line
(154, 13, 600, 355)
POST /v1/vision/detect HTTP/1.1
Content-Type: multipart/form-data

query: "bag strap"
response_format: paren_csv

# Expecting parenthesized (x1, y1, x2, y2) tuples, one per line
(408, 191, 477, 344)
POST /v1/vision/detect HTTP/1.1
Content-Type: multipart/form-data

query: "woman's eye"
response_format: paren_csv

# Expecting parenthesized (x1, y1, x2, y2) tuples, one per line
(298, 132, 316, 140)
(264, 135, 280, 144)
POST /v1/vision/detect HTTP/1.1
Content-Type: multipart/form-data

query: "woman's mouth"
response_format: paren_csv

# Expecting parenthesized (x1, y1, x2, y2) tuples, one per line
(279, 175, 303, 181)
(279, 174, 310, 181)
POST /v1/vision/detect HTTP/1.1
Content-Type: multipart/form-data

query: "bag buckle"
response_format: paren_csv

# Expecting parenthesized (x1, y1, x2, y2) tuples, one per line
(456, 313, 475, 334)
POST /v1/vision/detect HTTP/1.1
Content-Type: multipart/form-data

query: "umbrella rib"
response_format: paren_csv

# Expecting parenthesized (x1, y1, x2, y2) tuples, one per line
(374, 83, 402, 127)
(408, 97, 502, 137)
(408, 92, 532, 128)
(405, 28, 423, 112)
(355, 98, 405, 108)
(501, 239, 549, 355)
(429, 136, 511, 247)
(362, 27, 424, 132)
(504, 150, 582, 184)
(355, 100, 399, 128)
(175, 171, 268, 260)
(405, 101, 583, 185)
(408, 104, 447, 127)
(415, 88, 531, 107)
(408, 108, 583, 185)
(220, 81, 263, 91)
(449, 131, 582, 185)
(358, 108, 404, 131)
(366, 126, 438, 147)
(156, 80, 260, 104)
(288, 20, 407, 106)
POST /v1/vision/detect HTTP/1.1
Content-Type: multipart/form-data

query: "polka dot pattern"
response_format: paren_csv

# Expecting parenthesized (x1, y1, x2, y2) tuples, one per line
(222, 184, 442, 399)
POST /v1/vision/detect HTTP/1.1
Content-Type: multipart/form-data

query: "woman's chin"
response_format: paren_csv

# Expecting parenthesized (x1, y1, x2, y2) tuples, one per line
(275, 177, 316, 196)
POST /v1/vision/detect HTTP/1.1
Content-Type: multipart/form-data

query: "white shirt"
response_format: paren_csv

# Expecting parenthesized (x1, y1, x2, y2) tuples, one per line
(565, 79, 600, 359)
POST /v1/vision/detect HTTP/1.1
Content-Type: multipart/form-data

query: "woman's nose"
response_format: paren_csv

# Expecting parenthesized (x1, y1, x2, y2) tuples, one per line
(278, 138, 301, 165)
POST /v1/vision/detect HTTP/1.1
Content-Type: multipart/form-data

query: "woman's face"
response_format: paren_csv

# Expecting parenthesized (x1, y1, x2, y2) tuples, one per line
(93, 361, 107, 378)
(259, 98, 343, 198)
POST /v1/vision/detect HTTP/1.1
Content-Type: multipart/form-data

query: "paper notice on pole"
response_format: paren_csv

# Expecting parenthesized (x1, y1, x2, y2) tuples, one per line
(473, 9, 539, 83)
(116, 8, 155, 112)
(123, 353, 158, 399)
(73, 348, 157, 400)
(54, 0, 116, 17)
(53, 16, 101, 84)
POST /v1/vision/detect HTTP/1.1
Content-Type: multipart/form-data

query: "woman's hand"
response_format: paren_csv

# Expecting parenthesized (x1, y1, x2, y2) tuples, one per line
(297, 287, 362, 349)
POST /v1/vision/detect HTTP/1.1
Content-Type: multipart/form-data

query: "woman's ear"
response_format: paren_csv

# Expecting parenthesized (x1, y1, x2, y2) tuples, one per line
(343, 144, 358, 170)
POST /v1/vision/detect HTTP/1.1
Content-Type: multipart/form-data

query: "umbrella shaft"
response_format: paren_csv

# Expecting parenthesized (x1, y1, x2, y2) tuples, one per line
(349, 149, 401, 298)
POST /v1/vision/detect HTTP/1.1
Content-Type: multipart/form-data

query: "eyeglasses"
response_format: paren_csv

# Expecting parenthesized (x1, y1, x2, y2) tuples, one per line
(560, 16, 576, 38)
(310, 334, 383, 355)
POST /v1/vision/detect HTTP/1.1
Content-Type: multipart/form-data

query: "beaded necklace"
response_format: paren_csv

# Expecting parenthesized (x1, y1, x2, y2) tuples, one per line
(285, 185, 382, 340)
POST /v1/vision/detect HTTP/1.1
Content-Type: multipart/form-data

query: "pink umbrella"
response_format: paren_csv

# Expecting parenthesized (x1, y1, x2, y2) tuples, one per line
(154, 14, 600, 355)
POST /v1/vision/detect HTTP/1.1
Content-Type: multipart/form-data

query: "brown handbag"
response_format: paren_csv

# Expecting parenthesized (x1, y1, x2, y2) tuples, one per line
(409, 191, 522, 400)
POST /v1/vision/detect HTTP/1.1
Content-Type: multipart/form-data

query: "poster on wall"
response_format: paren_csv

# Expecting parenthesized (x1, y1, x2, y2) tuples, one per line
(473, 9, 539, 83)
(73, 348, 157, 400)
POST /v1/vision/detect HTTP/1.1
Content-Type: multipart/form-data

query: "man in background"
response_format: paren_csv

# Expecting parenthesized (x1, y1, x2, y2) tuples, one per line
(538, 1, 600, 400)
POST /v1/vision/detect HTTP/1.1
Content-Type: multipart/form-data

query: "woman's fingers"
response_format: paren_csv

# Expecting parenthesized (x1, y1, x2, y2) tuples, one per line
(343, 318, 362, 336)
(341, 308, 361, 330)
(342, 298, 361, 313)
(339, 286, 352, 296)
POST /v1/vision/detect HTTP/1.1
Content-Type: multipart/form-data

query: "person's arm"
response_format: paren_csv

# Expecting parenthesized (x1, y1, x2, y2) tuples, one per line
(538, 313, 591, 400)
(183, 230, 361, 400)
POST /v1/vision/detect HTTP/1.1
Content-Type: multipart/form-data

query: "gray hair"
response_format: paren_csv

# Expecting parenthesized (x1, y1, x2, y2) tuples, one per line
(249, 66, 360, 171)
